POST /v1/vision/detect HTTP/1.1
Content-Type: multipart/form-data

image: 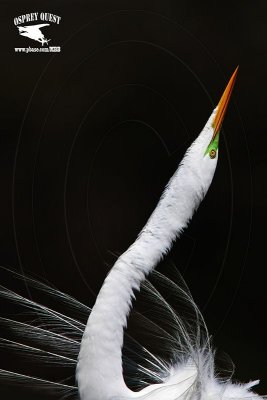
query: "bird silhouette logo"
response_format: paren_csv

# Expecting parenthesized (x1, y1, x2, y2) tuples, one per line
(17, 23, 50, 46)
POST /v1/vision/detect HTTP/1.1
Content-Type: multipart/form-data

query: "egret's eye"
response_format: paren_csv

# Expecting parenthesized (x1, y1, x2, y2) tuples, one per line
(209, 149, 216, 159)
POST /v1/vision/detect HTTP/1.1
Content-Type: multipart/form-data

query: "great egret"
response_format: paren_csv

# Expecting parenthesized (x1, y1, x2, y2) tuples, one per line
(0, 67, 263, 400)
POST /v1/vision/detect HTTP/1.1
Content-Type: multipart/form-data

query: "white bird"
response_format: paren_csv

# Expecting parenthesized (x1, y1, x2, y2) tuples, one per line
(0, 67, 263, 400)
(17, 24, 50, 46)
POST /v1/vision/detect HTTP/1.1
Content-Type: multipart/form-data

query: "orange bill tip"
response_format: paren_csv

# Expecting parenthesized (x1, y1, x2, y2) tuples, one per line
(212, 66, 239, 138)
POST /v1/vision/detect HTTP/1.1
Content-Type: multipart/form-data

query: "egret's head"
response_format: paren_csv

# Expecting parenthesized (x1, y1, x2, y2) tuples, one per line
(182, 67, 238, 196)
(177, 68, 238, 204)
(204, 66, 238, 161)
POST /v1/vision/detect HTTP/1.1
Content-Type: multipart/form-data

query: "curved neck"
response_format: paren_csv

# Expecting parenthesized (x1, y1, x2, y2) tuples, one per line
(76, 138, 215, 400)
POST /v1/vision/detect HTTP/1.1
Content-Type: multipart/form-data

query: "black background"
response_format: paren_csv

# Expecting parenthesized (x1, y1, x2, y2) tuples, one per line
(1, 0, 266, 398)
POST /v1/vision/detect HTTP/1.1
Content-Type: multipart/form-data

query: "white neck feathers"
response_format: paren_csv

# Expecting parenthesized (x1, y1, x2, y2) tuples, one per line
(76, 110, 217, 400)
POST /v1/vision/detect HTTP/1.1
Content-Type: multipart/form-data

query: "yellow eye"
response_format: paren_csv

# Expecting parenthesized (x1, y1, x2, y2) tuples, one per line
(209, 149, 216, 159)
